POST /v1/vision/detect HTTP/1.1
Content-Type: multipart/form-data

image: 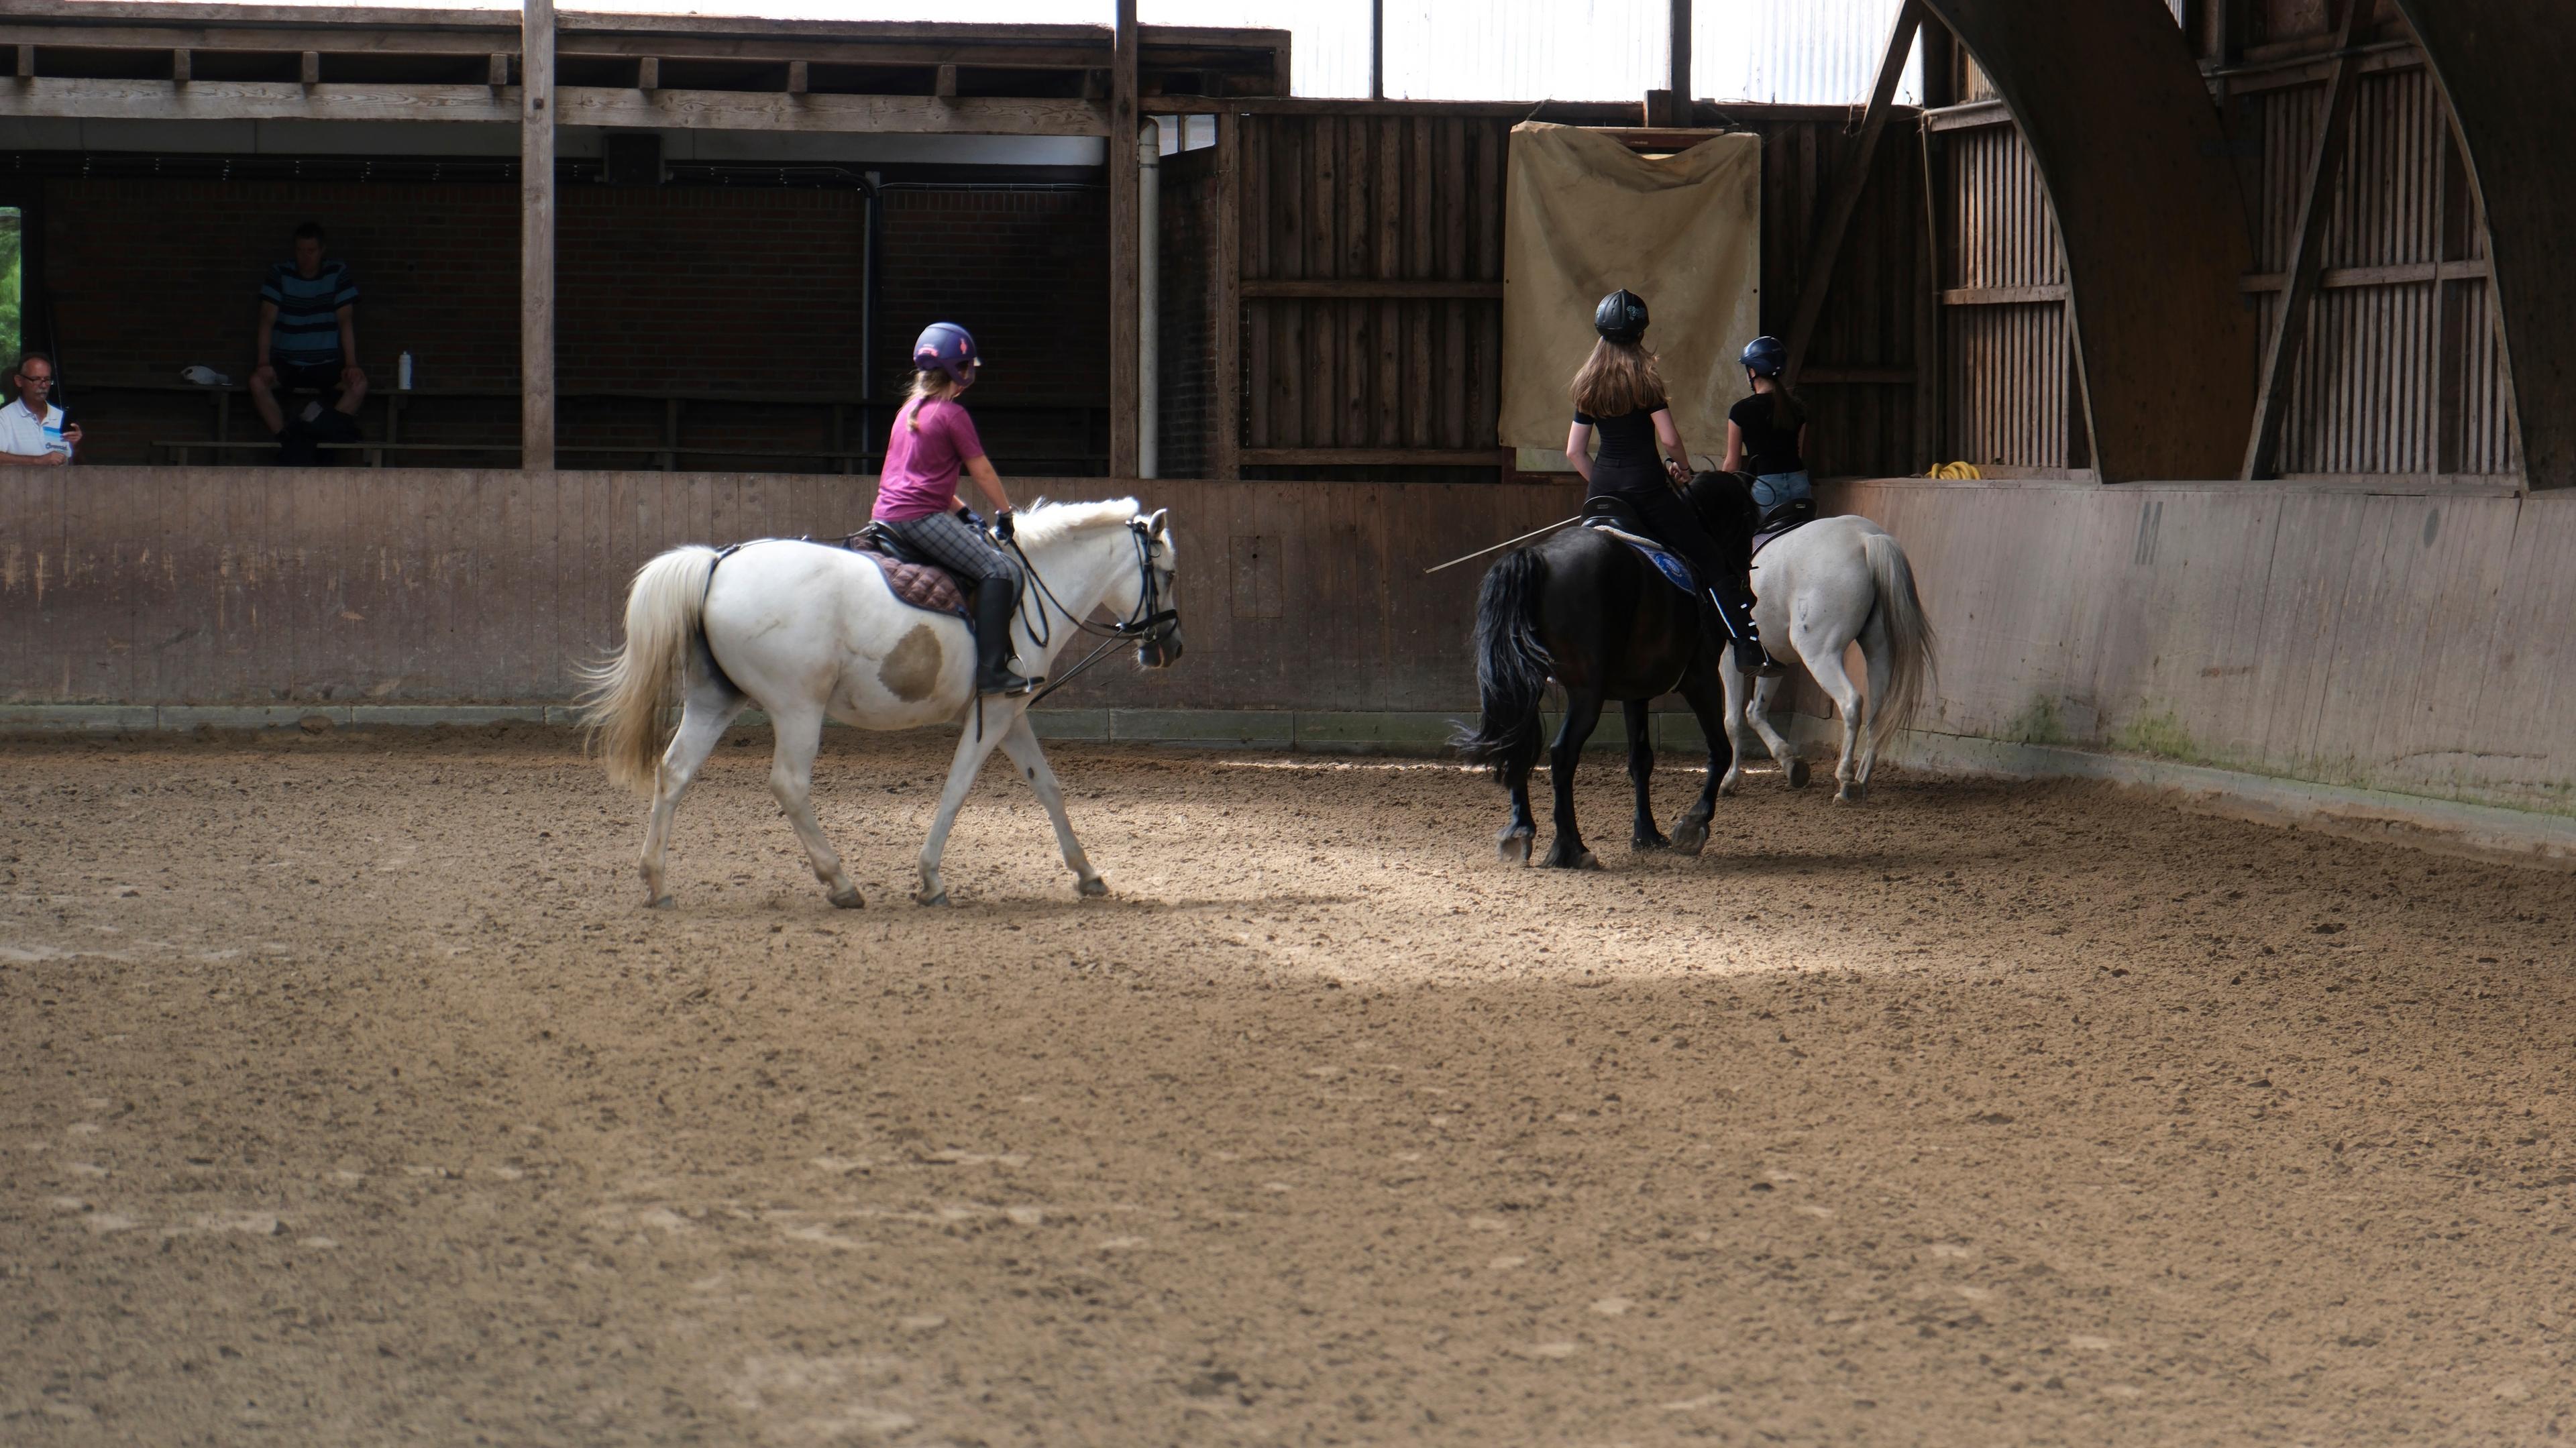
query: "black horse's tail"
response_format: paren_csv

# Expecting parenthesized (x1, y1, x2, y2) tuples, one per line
(1452, 547, 1552, 779)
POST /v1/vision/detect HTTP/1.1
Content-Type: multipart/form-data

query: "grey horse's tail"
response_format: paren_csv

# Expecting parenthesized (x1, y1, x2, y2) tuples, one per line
(1862, 530, 1936, 751)
(1453, 547, 1553, 781)
(578, 545, 720, 795)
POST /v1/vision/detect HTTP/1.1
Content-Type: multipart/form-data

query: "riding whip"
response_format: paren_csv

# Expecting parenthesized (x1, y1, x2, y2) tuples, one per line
(1421, 516, 1581, 576)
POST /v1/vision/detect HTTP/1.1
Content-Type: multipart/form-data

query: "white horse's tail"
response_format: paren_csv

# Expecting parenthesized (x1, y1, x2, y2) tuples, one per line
(579, 545, 720, 795)
(1862, 531, 1937, 751)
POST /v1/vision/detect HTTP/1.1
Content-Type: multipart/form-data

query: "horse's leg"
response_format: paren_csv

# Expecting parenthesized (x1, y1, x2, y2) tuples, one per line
(1801, 637, 1868, 803)
(1717, 651, 1750, 797)
(915, 701, 1013, 906)
(638, 661, 745, 909)
(1743, 665, 1809, 789)
(1540, 689, 1605, 870)
(765, 702, 865, 909)
(1623, 698, 1668, 852)
(1667, 671, 1731, 856)
(1498, 756, 1538, 865)
(1856, 611, 1894, 793)
(997, 711, 1108, 899)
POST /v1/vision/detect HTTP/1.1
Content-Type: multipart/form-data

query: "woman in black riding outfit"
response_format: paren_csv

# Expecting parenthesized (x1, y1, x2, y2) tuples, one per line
(1562, 290, 1773, 674)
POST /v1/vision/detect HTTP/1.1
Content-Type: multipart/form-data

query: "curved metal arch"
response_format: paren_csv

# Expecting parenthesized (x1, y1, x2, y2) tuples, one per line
(2392, 1, 2574, 489)
(1921, 0, 2257, 483)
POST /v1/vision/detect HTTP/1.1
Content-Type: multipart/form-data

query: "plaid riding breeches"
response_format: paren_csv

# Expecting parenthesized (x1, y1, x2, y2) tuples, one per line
(879, 510, 1024, 589)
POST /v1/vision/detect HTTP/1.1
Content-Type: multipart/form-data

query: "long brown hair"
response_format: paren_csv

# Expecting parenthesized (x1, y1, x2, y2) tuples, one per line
(1757, 376, 1806, 432)
(1569, 339, 1666, 418)
(900, 366, 969, 432)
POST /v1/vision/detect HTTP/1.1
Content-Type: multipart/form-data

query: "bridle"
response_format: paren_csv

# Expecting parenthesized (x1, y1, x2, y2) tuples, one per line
(1008, 516, 1181, 706)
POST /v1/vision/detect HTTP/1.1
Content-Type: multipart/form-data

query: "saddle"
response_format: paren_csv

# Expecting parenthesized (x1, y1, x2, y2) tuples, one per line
(1577, 494, 1698, 596)
(1751, 498, 1819, 559)
(839, 522, 973, 619)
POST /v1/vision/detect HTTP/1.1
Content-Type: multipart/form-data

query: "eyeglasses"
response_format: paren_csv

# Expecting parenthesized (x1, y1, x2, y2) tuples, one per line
(17, 373, 50, 386)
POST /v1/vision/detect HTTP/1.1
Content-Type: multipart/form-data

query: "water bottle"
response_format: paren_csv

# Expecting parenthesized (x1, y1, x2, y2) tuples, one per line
(398, 351, 414, 391)
(42, 408, 68, 457)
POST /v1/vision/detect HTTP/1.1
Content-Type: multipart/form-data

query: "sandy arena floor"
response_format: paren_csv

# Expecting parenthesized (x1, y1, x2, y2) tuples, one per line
(1, 724, 2571, 1446)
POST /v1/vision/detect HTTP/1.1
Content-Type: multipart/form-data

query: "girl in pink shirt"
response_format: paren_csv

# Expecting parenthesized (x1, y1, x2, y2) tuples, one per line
(873, 322, 1036, 696)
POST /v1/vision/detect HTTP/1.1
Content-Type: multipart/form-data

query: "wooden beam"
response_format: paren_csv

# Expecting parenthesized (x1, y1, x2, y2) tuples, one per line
(299, 49, 319, 84)
(15, 45, 32, 80)
(932, 62, 955, 97)
(521, 0, 554, 471)
(1108, 0, 1139, 478)
(1642, 88, 1678, 128)
(0, 75, 1111, 133)
(785, 58, 806, 94)
(1668, 0, 1691, 100)
(2241, 0, 2369, 481)
(1241, 279, 1501, 300)
(1368, 0, 1383, 100)
(1239, 447, 1509, 467)
(1213, 110, 1241, 481)
(171, 48, 189, 82)
(633, 55, 655, 90)
(1782, 0, 1921, 387)
(2239, 259, 2491, 292)
(488, 51, 508, 88)
(1939, 284, 2071, 306)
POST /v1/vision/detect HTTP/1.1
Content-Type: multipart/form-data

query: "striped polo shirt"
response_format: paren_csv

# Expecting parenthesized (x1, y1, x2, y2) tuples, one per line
(260, 259, 359, 366)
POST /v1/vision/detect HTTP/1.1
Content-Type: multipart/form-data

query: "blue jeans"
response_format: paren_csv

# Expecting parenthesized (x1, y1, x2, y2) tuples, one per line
(1752, 469, 1813, 512)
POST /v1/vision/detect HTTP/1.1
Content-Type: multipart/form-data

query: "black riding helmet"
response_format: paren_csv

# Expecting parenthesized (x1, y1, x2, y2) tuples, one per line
(1740, 335, 1788, 378)
(1594, 288, 1650, 345)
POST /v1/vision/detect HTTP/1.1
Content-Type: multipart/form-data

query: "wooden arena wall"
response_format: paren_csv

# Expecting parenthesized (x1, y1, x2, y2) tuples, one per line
(8, 465, 2570, 820)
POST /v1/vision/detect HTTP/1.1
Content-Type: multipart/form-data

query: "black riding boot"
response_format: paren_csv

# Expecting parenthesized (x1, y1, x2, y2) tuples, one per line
(1709, 587, 1785, 677)
(972, 583, 1040, 696)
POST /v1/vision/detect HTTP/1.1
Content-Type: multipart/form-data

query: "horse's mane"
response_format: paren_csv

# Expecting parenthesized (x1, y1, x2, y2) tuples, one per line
(1014, 496, 1141, 546)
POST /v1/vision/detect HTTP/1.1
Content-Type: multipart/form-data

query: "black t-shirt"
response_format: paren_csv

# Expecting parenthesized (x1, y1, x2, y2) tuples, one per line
(1729, 394, 1806, 476)
(1574, 393, 1668, 478)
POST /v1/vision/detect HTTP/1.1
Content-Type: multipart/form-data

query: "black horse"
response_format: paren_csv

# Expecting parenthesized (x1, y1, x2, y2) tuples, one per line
(1454, 473, 1754, 869)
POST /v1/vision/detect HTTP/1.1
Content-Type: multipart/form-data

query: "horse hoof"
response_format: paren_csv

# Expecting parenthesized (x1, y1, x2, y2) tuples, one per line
(912, 889, 950, 907)
(1717, 775, 1741, 798)
(646, 894, 676, 911)
(1836, 782, 1867, 804)
(828, 887, 865, 910)
(1077, 876, 1109, 898)
(1632, 832, 1670, 854)
(1541, 844, 1600, 871)
(1497, 832, 1534, 866)
(1669, 821, 1709, 856)
(1784, 759, 1813, 789)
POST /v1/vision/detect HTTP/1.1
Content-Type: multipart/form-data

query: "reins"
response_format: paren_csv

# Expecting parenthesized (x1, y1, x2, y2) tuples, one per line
(1006, 517, 1179, 707)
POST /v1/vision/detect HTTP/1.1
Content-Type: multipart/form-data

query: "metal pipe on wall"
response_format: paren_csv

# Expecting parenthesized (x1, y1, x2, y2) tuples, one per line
(1137, 121, 1160, 480)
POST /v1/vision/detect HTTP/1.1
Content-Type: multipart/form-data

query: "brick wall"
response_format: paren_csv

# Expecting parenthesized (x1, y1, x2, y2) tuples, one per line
(39, 175, 1108, 472)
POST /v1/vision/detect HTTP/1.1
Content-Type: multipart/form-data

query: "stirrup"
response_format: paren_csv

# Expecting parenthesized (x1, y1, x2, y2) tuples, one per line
(977, 669, 1042, 698)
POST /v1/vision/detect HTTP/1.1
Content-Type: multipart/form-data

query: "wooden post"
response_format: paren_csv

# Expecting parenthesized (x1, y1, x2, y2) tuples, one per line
(1214, 111, 1242, 480)
(172, 49, 190, 84)
(1369, 0, 1384, 101)
(300, 51, 320, 85)
(786, 60, 808, 95)
(934, 63, 957, 99)
(1668, 0, 1691, 104)
(15, 46, 34, 80)
(2241, 0, 2369, 480)
(521, 0, 556, 471)
(1782, 0, 1923, 387)
(635, 56, 657, 91)
(489, 52, 510, 90)
(1108, 0, 1140, 478)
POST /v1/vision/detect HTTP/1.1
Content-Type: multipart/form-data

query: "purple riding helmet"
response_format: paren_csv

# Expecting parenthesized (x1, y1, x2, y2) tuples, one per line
(913, 321, 980, 384)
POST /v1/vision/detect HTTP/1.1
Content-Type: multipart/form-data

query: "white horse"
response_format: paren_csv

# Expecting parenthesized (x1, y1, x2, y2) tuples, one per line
(580, 500, 1181, 909)
(1717, 514, 1934, 803)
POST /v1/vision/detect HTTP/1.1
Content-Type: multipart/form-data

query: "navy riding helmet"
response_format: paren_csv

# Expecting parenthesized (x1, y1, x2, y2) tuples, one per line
(1593, 288, 1650, 345)
(914, 321, 980, 384)
(1740, 335, 1788, 378)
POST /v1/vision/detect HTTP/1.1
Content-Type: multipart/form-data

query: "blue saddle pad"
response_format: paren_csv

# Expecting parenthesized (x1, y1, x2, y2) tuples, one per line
(1587, 522, 1698, 596)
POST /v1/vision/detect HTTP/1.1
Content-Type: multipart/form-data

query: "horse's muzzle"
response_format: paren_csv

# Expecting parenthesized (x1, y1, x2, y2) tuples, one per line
(1139, 622, 1185, 668)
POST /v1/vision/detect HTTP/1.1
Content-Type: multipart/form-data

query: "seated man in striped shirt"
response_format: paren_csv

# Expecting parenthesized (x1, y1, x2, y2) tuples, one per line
(249, 220, 368, 445)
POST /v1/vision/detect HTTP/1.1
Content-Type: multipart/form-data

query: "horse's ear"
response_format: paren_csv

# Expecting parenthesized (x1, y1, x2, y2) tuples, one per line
(1145, 508, 1170, 537)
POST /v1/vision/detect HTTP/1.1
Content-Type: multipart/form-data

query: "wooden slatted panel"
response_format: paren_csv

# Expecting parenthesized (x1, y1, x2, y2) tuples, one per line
(1938, 120, 2072, 469)
(2252, 62, 2521, 481)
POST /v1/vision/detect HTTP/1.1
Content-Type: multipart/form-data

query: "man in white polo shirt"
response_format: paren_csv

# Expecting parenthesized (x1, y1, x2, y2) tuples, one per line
(0, 352, 80, 466)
